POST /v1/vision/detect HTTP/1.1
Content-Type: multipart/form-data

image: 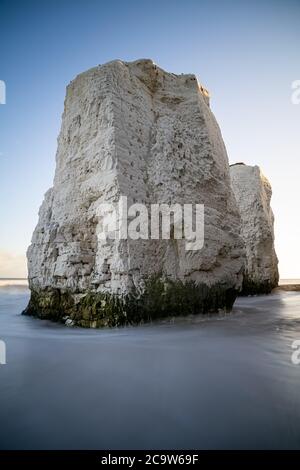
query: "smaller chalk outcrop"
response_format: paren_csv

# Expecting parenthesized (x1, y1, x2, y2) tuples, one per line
(230, 163, 279, 295)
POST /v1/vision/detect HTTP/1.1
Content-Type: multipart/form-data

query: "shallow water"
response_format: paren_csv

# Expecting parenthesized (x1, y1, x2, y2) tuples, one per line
(0, 285, 300, 449)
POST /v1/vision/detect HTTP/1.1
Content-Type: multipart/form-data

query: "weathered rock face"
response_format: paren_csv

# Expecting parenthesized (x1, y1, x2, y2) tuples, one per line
(25, 59, 244, 327)
(230, 163, 279, 295)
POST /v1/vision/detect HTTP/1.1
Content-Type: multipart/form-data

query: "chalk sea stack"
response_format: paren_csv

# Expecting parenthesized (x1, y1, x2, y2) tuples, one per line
(230, 163, 279, 295)
(25, 59, 244, 327)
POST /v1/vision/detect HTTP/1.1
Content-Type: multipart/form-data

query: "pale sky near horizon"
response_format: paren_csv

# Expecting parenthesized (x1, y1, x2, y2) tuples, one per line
(0, 0, 299, 279)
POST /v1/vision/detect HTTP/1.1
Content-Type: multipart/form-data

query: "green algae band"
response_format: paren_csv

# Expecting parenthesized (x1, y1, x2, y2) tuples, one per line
(23, 278, 238, 328)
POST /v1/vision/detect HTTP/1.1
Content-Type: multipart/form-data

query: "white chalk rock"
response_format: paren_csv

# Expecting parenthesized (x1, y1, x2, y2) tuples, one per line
(230, 163, 279, 294)
(25, 59, 244, 326)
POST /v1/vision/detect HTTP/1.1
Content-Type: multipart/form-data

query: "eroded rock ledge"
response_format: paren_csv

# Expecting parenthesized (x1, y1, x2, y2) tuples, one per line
(25, 59, 244, 327)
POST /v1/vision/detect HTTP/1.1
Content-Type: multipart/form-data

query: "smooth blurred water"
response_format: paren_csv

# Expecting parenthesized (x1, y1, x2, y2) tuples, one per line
(0, 284, 300, 450)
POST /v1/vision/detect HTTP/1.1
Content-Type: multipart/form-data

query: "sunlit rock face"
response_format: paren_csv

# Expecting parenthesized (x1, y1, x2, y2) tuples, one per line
(25, 59, 244, 327)
(230, 163, 279, 295)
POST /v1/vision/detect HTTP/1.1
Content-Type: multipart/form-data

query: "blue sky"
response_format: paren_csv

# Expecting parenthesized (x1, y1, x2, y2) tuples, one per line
(0, 0, 299, 277)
